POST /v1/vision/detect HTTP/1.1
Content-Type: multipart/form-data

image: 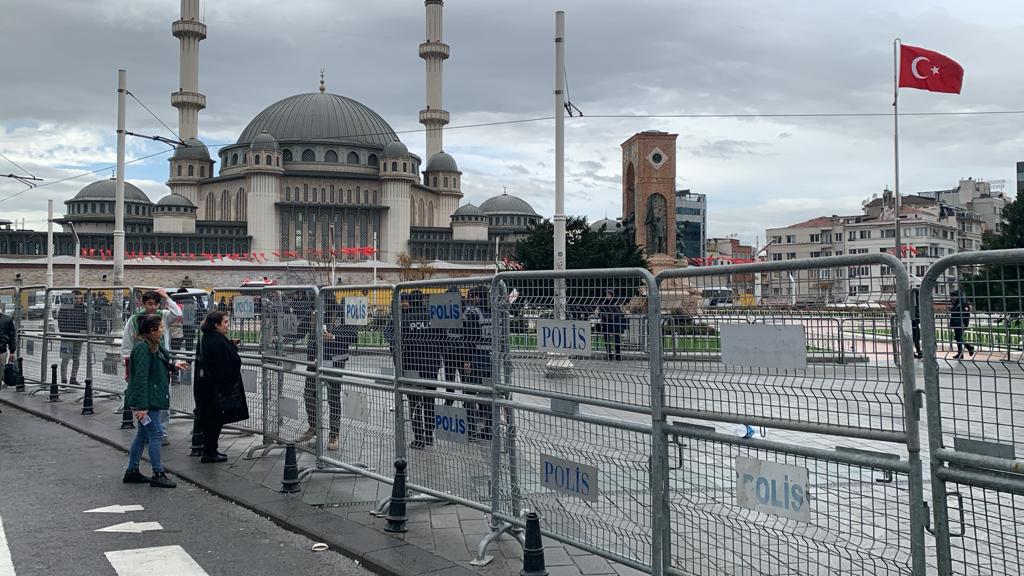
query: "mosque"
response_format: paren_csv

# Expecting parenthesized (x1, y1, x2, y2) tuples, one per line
(2, 0, 541, 264)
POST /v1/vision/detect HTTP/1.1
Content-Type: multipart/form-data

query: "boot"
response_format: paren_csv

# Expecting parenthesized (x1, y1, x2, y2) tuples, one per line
(327, 433, 339, 451)
(123, 469, 150, 484)
(296, 427, 317, 444)
(149, 472, 177, 488)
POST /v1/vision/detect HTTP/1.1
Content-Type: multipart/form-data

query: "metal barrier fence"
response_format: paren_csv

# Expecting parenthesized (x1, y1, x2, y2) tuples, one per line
(657, 253, 926, 576)
(15, 285, 48, 387)
(921, 249, 1024, 576)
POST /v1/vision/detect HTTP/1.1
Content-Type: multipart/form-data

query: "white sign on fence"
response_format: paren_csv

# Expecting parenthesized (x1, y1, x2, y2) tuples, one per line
(540, 453, 599, 502)
(434, 404, 468, 443)
(536, 319, 592, 356)
(240, 370, 256, 393)
(720, 324, 807, 370)
(278, 397, 299, 420)
(344, 297, 369, 326)
(233, 296, 255, 319)
(428, 293, 463, 329)
(735, 456, 810, 522)
(343, 390, 369, 422)
(280, 313, 300, 338)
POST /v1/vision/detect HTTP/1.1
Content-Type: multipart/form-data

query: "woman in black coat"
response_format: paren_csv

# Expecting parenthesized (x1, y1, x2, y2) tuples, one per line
(194, 310, 246, 462)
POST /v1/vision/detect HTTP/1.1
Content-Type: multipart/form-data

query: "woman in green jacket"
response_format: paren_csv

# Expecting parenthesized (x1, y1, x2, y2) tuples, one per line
(122, 314, 188, 488)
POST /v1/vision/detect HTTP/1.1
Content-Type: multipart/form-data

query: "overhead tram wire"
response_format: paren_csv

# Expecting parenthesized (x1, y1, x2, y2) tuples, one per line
(0, 152, 37, 179)
(125, 90, 182, 142)
(3, 106, 1023, 207)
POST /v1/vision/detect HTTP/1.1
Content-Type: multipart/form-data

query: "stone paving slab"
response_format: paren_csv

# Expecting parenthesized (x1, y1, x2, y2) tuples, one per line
(0, 387, 630, 576)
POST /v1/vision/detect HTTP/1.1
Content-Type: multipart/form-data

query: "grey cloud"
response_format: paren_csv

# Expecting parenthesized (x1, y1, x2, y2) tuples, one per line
(691, 139, 768, 159)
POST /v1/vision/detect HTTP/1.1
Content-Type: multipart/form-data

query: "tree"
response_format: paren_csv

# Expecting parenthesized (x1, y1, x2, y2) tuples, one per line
(396, 252, 436, 281)
(514, 216, 648, 271)
(981, 198, 1024, 250)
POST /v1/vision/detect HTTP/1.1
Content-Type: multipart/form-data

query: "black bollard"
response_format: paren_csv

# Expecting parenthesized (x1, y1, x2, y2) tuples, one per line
(81, 379, 94, 415)
(47, 364, 61, 402)
(384, 458, 409, 533)
(120, 400, 135, 430)
(14, 357, 25, 392)
(189, 408, 204, 457)
(280, 443, 301, 493)
(520, 511, 548, 576)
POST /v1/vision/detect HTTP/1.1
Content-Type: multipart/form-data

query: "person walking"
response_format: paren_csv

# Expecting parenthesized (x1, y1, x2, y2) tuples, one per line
(911, 287, 923, 359)
(194, 310, 248, 463)
(121, 289, 182, 445)
(402, 291, 441, 450)
(949, 289, 975, 360)
(56, 290, 88, 386)
(0, 302, 17, 389)
(123, 314, 188, 488)
(297, 303, 358, 451)
(461, 286, 494, 441)
(597, 288, 625, 361)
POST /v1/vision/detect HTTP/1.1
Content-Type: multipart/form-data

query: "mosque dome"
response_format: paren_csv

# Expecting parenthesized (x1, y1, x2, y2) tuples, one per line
(452, 203, 486, 218)
(590, 218, 622, 233)
(155, 193, 195, 208)
(425, 151, 459, 172)
(249, 130, 278, 150)
(382, 139, 409, 157)
(172, 137, 211, 160)
(70, 178, 152, 204)
(236, 92, 398, 148)
(480, 192, 538, 216)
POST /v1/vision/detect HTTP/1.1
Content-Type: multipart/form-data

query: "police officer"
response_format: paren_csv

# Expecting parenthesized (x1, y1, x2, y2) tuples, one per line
(401, 290, 442, 449)
(441, 285, 465, 406)
(462, 286, 493, 441)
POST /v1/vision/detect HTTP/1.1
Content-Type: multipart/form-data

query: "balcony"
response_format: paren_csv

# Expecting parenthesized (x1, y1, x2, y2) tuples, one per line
(171, 91, 206, 110)
(172, 19, 207, 40)
(419, 109, 450, 125)
(418, 41, 450, 59)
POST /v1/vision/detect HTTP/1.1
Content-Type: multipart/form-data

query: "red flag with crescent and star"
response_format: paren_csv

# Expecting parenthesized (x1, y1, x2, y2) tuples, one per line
(898, 44, 963, 94)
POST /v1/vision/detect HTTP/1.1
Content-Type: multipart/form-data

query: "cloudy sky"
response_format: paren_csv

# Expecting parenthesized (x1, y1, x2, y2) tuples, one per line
(1, 0, 1021, 245)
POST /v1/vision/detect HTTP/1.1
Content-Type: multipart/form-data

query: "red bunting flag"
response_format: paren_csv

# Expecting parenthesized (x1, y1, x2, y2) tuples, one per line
(898, 44, 964, 94)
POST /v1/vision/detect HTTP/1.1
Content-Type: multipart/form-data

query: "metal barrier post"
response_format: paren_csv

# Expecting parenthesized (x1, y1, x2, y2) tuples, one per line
(646, 270, 668, 576)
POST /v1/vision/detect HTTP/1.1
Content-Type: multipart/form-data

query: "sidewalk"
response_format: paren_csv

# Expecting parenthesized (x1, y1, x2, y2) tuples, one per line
(0, 385, 643, 576)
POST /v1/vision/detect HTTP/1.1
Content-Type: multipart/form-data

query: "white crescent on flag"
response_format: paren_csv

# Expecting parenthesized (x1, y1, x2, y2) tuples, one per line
(910, 56, 930, 80)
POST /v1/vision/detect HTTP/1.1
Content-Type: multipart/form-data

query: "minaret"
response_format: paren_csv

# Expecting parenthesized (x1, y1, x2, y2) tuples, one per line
(419, 0, 449, 161)
(171, 0, 206, 140)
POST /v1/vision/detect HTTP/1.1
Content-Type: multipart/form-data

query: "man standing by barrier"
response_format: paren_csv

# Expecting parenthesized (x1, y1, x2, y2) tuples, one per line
(0, 302, 16, 388)
(401, 291, 441, 450)
(461, 286, 494, 441)
(57, 290, 88, 386)
(597, 287, 625, 361)
(441, 285, 465, 406)
(949, 289, 975, 359)
(121, 289, 182, 445)
(298, 302, 358, 451)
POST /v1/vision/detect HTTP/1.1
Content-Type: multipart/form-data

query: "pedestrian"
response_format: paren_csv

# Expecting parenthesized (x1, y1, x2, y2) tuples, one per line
(57, 290, 88, 386)
(461, 286, 494, 441)
(297, 302, 358, 451)
(597, 288, 625, 361)
(0, 302, 17, 387)
(121, 289, 182, 445)
(194, 310, 248, 463)
(123, 314, 188, 488)
(949, 289, 975, 359)
(911, 288, 923, 359)
(401, 291, 441, 449)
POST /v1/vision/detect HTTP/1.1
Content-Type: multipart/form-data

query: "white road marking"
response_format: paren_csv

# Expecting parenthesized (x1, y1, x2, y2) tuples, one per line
(84, 505, 145, 514)
(95, 522, 163, 534)
(0, 516, 15, 576)
(105, 546, 208, 576)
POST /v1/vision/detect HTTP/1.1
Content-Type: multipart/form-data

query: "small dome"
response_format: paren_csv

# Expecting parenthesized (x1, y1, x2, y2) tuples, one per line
(452, 203, 486, 218)
(382, 139, 409, 157)
(425, 151, 459, 172)
(250, 130, 278, 150)
(590, 218, 622, 233)
(70, 178, 152, 204)
(172, 137, 210, 160)
(480, 192, 538, 216)
(156, 193, 196, 208)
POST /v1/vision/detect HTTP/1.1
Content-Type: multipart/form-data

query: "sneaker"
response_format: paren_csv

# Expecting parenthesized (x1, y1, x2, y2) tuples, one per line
(161, 437, 170, 447)
(327, 434, 339, 451)
(149, 472, 177, 488)
(409, 441, 426, 450)
(296, 427, 317, 444)
(952, 353, 963, 360)
(201, 454, 227, 463)
(122, 469, 150, 484)
(968, 346, 976, 357)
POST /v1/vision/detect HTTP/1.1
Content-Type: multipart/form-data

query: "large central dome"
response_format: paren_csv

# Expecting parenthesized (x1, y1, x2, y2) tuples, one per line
(237, 92, 398, 148)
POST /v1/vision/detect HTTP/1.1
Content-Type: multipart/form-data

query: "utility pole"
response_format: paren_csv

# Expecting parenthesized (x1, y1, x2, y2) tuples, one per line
(46, 199, 54, 288)
(546, 10, 572, 377)
(113, 69, 127, 287)
(69, 222, 81, 286)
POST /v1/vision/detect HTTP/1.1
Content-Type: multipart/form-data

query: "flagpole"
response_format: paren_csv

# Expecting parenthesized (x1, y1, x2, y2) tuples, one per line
(893, 38, 902, 261)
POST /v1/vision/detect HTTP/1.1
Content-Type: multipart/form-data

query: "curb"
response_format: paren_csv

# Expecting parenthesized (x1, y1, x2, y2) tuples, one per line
(0, 394, 479, 576)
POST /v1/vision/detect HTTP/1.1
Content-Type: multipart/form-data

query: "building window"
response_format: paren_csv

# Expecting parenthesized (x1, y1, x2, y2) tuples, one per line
(410, 198, 416, 225)
(432, 176, 438, 187)
(363, 190, 368, 204)
(187, 164, 194, 176)
(231, 153, 238, 166)
(303, 185, 308, 202)
(786, 252, 797, 260)
(265, 154, 271, 165)
(283, 149, 292, 162)
(325, 150, 338, 163)
(254, 154, 260, 165)
(454, 177, 458, 188)
(347, 190, 352, 204)
(772, 253, 782, 261)
(236, 189, 245, 220)
(428, 201, 435, 227)
(391, 161, 398, 172)
(372, 190, 378, 204)
(330, 188, 335, 203)
(882, 228, 895, 238)
(302, 149, 315, 162)
(200, 165, 206, 178)
(206, 193, 216, 220)
(809, 234, 820, 243)
(220, 190, 231, 220)
(402, 162, 408, 172)
(295, 212, 303, 251)
(285, 187, 290, 201)
(177, 165, 182, 177)
(275, 157, 279, 166)
(443, 176, 449, 188)
(859, 230, 871, 239)
(785, 235, 795, 243)
(367, 153, 377, 167)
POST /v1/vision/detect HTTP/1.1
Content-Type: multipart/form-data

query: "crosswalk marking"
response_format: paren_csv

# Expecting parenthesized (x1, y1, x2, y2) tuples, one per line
(105, 546, 208, 576)
(0, 516, 15, 576)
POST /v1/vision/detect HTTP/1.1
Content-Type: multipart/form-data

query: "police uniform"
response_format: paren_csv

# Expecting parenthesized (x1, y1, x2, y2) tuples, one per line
(462, 293, 493, 440)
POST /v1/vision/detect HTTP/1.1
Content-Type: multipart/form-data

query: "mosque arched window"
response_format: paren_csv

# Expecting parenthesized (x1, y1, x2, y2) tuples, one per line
(254, 154, 260, 165)
(265, 154, 271, 165)
(302, 149, 315, 162)
(220, 190, 231, 220)
(348, 151, 360, 164)
(231, 153, 238, 166)
(236, 189, 246, 220)
(325, 150, 338, 163)
(410, 198, 416, 226)
(454, 177, 458, 188)
(285, 187, 290, 201)
(206, 193, 216, 220)
(428, 202, 435, 227)
(275, 157, 279, 167)
(391, 161, 398, 172)
(367, 154, 378, 167)
(177, 165, 182, 177)
(443, 177, 449, 188)
(200, 165, 207, 178)
(188, 165, 194, 176)
(418, 199, 425, 226)
(347, 190, 352, 203)
(330, 186, 335, 203)
(432, 176, 438, 187)
(283, 149, 292, 162)
(402, 162, 408, 172)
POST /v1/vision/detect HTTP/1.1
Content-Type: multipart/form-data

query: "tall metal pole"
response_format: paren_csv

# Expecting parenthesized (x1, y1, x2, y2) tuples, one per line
(893, 39, 902, 262)
(70, 223, 81, 286)
(554, 11, 566, 314)
(329, 224, 336, 286)
(46, 199, 54, 288)
(113, 69, 127, 286)
(372, 231, 378, 285)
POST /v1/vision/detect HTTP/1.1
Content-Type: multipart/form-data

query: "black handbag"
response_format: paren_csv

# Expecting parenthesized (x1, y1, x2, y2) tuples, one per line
(217, 379, 249, 424)
(2, 362, 15, 388)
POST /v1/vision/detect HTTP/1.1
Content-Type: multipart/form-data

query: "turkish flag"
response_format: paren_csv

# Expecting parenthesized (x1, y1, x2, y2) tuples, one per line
(899, 44, 963, 94)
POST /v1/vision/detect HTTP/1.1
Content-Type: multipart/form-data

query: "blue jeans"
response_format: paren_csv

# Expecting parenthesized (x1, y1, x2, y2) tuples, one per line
(127, 408, 164, 473)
